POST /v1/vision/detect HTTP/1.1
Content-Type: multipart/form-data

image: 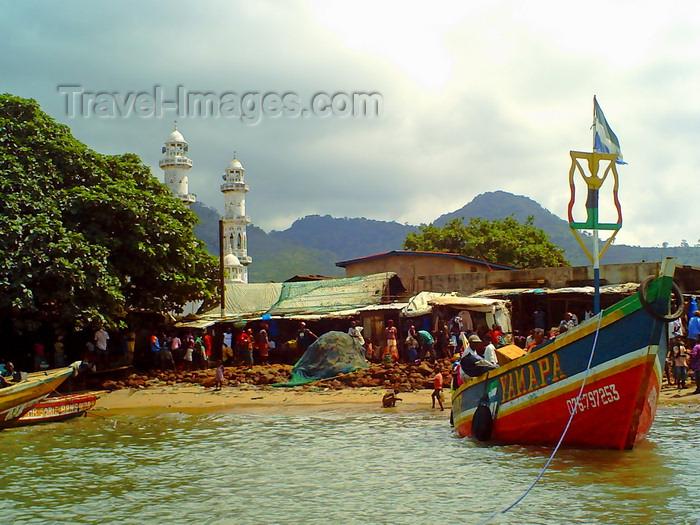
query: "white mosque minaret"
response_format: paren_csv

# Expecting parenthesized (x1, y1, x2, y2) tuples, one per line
(159, 122, 195, 207)
(221, 152, 252, 283)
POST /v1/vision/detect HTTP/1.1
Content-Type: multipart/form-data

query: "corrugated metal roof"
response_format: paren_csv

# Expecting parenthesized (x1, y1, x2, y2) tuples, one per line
(174, 318, 219, 329)
(469, 282, 640, 298)
(197, 272, 396, 320)
(428, 296, 510, 309)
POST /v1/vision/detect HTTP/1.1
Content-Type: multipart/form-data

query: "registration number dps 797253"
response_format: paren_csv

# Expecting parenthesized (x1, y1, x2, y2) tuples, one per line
(566, 383, 620, 415)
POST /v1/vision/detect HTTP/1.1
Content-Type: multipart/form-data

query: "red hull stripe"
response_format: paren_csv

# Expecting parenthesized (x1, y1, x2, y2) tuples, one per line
(451, 269, 674, 449)
(455, 360, 661, 449)
(498, 346, 653, 419)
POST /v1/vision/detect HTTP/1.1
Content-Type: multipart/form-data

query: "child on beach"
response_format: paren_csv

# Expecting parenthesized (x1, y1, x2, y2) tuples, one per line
(673, 340, 689, 390)
(214, 360, 225, 391)
(432, 369, 444, 410)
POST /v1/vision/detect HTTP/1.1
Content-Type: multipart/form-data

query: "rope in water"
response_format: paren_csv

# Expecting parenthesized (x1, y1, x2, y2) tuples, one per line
(477, 311, 604, 524)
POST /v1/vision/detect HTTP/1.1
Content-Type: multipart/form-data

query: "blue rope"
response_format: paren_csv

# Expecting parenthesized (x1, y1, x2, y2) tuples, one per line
(477, 311, 604, 524)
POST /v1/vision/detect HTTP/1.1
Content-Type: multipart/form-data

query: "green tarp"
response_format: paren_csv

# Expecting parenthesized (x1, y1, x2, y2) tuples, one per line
(275, 331, 369, 387)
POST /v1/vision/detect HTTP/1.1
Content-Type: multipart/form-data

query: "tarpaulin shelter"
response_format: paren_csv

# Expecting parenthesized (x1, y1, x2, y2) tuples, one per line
(467, 283, 639, 335)
(274, 331, 369, 386)
(427, 296, 512, 334)
(176, 272, 402, 328)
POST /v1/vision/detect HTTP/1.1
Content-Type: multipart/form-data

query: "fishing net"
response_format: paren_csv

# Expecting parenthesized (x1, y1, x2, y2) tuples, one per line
(274, 331, 369, 386)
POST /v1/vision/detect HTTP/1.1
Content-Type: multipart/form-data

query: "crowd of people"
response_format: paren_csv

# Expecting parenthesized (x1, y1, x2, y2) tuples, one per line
(148, 330, 212, 371)
(519, 303, 700, 395)
(10, 295, 700, 398)
(666, 308, 700, 394)
(133, 315, 511, 377)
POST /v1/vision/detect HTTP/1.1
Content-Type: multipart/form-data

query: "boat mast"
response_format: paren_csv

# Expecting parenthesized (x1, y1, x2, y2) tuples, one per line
(591, 98, 601, 314)
(567, 98, 623, 314)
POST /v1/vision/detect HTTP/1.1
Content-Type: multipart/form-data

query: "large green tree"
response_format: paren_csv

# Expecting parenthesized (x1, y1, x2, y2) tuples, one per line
(403, 215, 569, 268)
(0, 94, 218, 331)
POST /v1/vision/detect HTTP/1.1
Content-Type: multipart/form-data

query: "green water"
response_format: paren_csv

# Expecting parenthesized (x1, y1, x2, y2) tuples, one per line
(0, 405, 697, 524)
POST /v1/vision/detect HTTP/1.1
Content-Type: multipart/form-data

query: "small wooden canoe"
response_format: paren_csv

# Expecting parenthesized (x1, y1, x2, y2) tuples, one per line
(11, 391, 106, 426)
(0, 362, 81, 426)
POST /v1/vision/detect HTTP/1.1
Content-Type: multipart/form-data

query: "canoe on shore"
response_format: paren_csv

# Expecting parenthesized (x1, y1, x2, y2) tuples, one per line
(0, 362, 81, 426)
(11, 390, 106, 426)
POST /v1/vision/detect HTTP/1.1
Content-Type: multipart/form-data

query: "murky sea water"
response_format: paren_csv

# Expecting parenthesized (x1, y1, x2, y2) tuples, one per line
(0, 405, 697, 524)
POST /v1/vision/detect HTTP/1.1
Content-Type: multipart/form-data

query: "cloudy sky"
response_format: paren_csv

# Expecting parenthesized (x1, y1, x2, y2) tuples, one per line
(2, 0, 699, 248)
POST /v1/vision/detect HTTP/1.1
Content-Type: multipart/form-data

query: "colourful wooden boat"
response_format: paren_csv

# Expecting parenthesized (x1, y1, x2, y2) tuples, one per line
(11, 390, 105, 426)
(451, 259, 681, 450)
(0, 362, 81, 426)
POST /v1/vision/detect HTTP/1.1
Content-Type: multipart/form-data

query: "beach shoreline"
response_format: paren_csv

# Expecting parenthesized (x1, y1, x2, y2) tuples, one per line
(94, 385, 445, 417)
(92, 381, 697, 418)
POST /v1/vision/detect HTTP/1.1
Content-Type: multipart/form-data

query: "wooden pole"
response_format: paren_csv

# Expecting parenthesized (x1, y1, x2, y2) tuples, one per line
(219, 219, 225, 316)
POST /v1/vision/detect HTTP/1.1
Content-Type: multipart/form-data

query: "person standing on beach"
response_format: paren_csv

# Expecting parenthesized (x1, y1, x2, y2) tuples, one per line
(405, 326, 419, 363)
(94, 327, 109, 367)
(194, 335, 206, 369)
(150, 333, 161, 368)
(672, 339, 689, 390)
(222, 327, 234, 366)
(436, 322, 450, 360)
(431, 369, 444, 410)
(170, 333, 182, 362)
(214, 360, 224, 391)
(245, 328, 255, 368)
(384, 320, 399, 363)
(348, 320, 365, 348)
(203, 332, 212, 365)
(160, 337, 176, 370)
(258, 324, 270, 366)
(687, 311, 700, 346)
(296, 323, 318, 354)
(689, 342, 700, 394)
(183, 340, 194, 370)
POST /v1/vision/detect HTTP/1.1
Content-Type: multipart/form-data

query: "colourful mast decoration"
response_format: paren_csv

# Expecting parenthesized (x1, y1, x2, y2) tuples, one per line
(568, 97, 624, 313)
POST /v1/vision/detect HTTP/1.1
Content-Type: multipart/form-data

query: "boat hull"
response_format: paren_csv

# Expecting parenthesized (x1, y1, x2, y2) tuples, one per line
(452, 269, 673, 450)
(11, 391, 104, 426)
(0, 363, 80, 426)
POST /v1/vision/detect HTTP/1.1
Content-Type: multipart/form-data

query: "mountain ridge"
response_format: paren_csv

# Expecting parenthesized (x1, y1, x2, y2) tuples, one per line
(192, 192, 700, 282)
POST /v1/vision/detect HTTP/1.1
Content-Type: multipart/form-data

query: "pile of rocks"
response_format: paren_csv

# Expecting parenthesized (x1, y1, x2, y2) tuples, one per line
(92, 359, 454, 393)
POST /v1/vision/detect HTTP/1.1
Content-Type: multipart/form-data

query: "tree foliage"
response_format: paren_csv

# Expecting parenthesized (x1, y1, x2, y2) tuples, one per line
(403, 215, 569, 269)
(0, 94, 218, 331)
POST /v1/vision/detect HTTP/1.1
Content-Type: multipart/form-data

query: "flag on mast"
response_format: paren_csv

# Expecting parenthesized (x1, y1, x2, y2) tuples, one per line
(593, 96, 626, 164)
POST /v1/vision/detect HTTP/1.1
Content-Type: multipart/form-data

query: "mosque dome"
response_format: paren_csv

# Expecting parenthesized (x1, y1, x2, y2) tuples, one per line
(228, 156, 243, 170)
(224, 253, 242, 267)
(169, 129, 185, 143)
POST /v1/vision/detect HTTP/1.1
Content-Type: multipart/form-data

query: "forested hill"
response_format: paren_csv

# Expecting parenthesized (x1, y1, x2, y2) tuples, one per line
(435, 191, 700, 267)
(268, 215, 418, 262)
(192, 204, 414, 282)
(192, 192, 700, 282)
(435, 191, 574, 256)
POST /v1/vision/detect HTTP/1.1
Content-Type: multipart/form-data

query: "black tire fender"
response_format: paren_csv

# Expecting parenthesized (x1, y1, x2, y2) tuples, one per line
(638, 276, 684, 322)
(472, 402, 493, 442)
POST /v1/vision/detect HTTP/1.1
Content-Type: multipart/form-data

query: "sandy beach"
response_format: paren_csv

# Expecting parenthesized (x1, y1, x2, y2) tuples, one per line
(93, 384, 448, 417)
(93, 381, 697, 418)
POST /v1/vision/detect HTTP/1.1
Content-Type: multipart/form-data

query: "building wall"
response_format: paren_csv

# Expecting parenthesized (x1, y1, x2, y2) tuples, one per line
(343, 254, 494, 292)
(418, 261, 661, 296)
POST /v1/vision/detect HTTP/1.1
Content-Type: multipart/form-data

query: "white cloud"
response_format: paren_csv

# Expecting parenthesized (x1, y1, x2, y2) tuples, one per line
(2, 0, 700, 251)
